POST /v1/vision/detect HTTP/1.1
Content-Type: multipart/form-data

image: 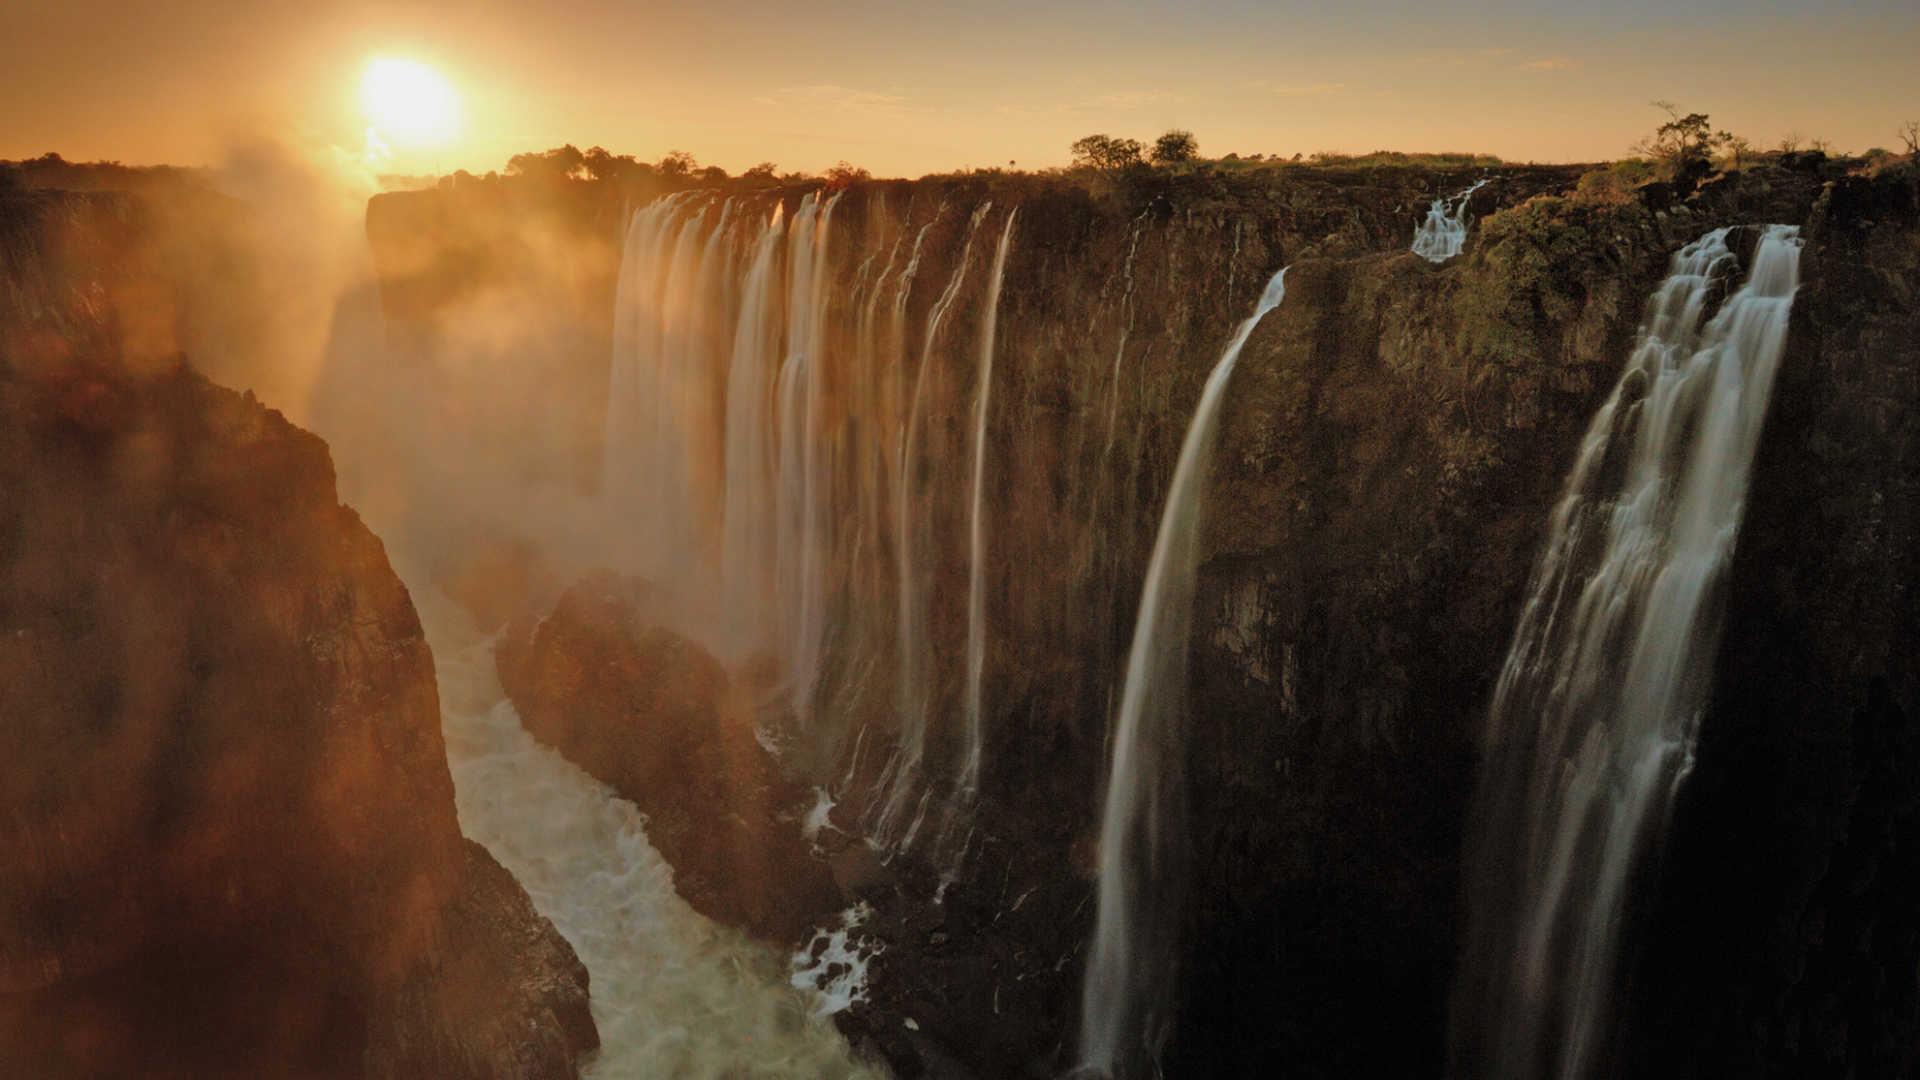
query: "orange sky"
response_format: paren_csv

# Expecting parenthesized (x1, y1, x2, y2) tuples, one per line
(4, 0, 1917, 178)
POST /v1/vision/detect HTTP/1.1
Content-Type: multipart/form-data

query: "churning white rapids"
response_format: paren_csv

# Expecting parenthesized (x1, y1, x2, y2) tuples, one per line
(408, 583, 884, 1080)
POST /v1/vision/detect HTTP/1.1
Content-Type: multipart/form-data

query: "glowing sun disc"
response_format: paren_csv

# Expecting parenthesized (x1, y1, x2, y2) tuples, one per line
(361, 58, 461, 147)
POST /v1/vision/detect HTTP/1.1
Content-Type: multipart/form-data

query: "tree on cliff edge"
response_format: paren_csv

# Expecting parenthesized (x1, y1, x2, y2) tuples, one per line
(1636, 102, 1725, 180)
(1071, 134, 1144, 173)
(1151, 129, 1199, 164)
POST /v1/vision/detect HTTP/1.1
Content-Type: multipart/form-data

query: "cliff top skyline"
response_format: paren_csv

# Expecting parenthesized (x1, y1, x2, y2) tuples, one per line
(5, 0, 1917, 181)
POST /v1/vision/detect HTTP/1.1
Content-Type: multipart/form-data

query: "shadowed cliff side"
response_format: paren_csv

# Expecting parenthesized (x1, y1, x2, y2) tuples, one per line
(0, 189, 597, 1078)
(1620, 162, 1920, 1079)
(1178, 195, 1682, 1075)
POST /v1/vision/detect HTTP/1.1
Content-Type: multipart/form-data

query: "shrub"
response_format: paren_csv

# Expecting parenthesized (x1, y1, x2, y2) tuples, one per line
(1573, 158, 1656, 205)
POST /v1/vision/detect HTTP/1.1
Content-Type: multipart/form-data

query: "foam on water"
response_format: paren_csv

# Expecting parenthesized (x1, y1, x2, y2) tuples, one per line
(790, 903, 883, 1018)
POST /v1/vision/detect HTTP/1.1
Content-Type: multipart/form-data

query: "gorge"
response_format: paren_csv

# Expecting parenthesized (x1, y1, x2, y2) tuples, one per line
(2, 147, 1915, 1079)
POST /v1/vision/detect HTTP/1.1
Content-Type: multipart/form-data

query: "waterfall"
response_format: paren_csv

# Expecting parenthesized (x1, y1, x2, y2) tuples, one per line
(602, 189, 1040, 856)
(1078, 266, 1291, 1080)
(720, 203, 787, 658)
(1453, 225, 1803, 1080)
(1412, 178, 1490, 263)
(775, 192, 841, 717)
(605, 193, 703, 583)
(872, 201, 992, 847)
(959, 207, 1018, 803)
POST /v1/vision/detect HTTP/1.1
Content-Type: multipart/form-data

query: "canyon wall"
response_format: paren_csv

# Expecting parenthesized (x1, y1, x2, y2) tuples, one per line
(363, 154, 1915, 1078)
(0, 188, 597, 1077)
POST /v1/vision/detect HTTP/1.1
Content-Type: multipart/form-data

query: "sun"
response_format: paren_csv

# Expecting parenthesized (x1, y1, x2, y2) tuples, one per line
(360, 58, 461, 149)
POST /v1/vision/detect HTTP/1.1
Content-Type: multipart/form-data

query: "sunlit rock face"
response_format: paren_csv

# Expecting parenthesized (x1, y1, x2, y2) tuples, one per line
(0, 189, 595, 1078)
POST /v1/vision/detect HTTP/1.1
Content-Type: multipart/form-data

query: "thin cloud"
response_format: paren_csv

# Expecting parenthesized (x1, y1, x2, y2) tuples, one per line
(1521, 57, 1580, 71)
(1270, 82, 1347, 96)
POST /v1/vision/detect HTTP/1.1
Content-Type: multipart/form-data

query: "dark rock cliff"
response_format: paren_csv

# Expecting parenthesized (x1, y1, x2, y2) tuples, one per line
(367, 156, 1915, 1078)
(495, 573, 843, 944)
(0, 189, 596, 1077)
(1622, 167, 1920, 1079)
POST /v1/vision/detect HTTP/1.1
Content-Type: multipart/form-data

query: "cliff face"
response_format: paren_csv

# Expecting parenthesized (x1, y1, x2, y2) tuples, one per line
(363, 156, 1915, 1077)
(1622, 168, 1920, 1078)
(0, 190, 595, 1077)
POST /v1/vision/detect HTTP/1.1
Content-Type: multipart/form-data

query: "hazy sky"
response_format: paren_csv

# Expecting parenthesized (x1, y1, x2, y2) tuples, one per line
(5, 0, 1917, 177)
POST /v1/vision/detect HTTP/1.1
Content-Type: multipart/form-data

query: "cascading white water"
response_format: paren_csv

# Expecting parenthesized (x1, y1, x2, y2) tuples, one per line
(1078, 266, 1290, 1080)
(607, 191, 841, 688)
(775, 193, 841, 718)
(605, 194, 696, 577)
(407, 581, 882, 1080)
(604, 190, 1037, 858)
(1454, 225, 1803, 1080)
(871, 201, 992, 847)
(720, 203, 787, 658)
(1411, 178, 1491, 263)
(959, 207, 1018, 803)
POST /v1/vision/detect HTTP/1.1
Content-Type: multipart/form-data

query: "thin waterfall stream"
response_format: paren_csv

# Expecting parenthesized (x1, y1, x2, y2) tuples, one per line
(1078, 266, 1291, 1080)
(960, 206, 1018, 804)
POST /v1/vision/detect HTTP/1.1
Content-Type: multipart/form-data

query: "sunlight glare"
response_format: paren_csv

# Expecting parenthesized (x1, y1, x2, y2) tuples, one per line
(361, 58, 461, 149)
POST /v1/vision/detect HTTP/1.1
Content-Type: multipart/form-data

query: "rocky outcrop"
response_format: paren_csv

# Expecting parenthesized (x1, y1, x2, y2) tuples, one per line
(0, 189, 595, 1077)
(495, 574, 843, 944)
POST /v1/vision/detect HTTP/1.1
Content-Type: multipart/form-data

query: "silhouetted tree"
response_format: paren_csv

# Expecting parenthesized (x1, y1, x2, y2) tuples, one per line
(1901, 120, 1920, 156)
(743, 161, 779, 182)
(1070, 134, 1143, 172)
(824, 160, 871, 190)
(699, 164, 730, 182)
(1636, 102, 1724, 179)
(507, 145, 586, 180)
(581, 146, 652, 183)
(1151, 129, 1199, 164)
(658, 150, 697, 177)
